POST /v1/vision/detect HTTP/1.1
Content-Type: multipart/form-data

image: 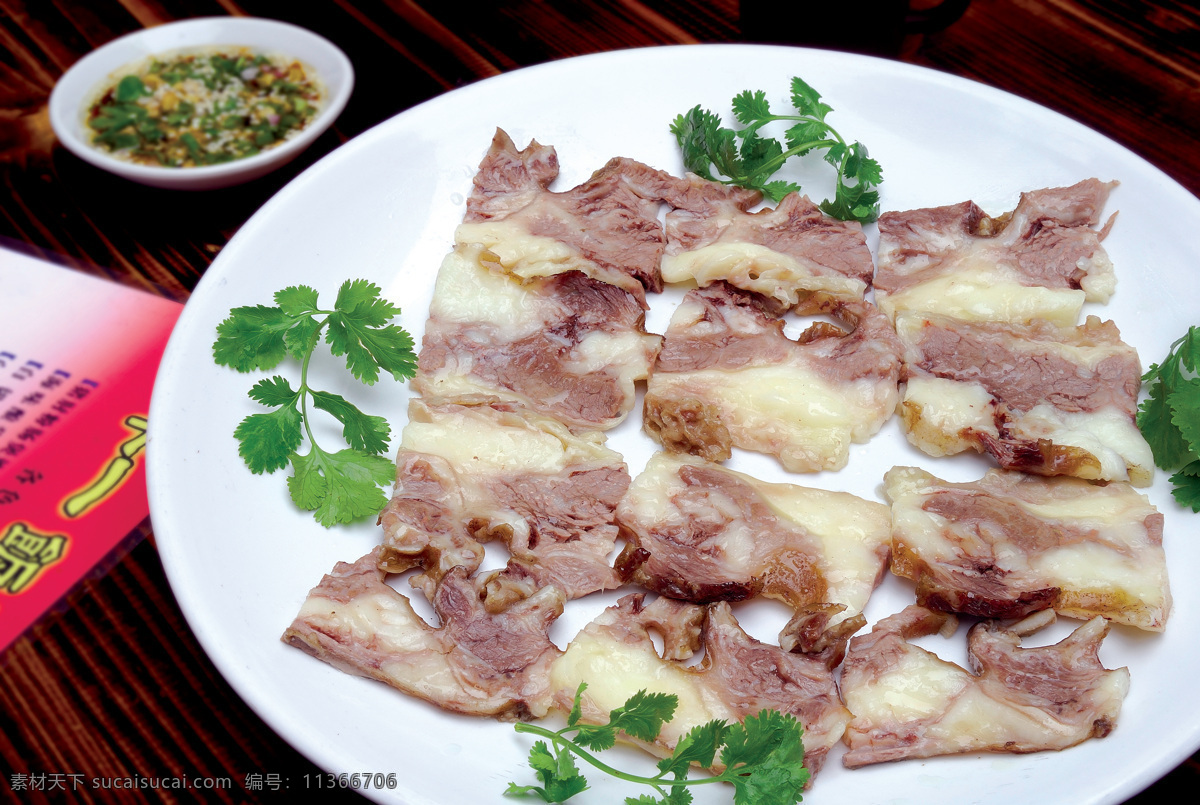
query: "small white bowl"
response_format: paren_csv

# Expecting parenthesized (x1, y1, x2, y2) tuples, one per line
(49, 17, 353, 190)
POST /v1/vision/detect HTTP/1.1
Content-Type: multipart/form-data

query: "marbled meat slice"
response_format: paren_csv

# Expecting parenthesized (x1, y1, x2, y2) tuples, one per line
(896, 312, 1153, 485)
(643, 282, 902, 472)
(462, 128, 558, 220)
(457, 128, 684, 294)
(615, 452, 889, 625)
(550, 593, 851, 781)
(414, 242, 661, 431)
(875, 179, 1117, 325)
(283, 550, 564, 720)
(377, 400, 628, 604)
(840, 606, 1130, 768)
(885, 466, 1170, 630)
(663, 191, 875, 306)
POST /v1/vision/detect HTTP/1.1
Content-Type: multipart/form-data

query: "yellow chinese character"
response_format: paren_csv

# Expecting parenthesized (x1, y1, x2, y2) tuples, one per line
(0, 522, 67, 594)
(61, 414, 147, 518)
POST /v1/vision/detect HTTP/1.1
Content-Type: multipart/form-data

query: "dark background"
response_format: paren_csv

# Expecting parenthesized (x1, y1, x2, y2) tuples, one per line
(2, 1, 1197, 802)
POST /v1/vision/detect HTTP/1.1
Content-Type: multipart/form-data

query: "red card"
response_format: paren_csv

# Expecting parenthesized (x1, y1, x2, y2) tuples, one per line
(0, 246, 183, 652)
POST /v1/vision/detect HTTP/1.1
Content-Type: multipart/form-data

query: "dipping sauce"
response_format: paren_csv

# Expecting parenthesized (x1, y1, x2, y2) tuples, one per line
(86, 48, 323, 167)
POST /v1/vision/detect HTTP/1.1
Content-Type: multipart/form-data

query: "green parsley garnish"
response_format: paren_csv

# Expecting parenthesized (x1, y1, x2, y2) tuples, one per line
(1138, 326, 1200, 511)
(506, 683, 809, 804)
(212, 280, 416, 527)
(671, 76, 883, 222)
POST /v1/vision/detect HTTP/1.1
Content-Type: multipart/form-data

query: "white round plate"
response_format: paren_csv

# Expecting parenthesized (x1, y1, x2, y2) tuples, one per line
(48, 16, 353, 190)
(147, 45, 1200, 805)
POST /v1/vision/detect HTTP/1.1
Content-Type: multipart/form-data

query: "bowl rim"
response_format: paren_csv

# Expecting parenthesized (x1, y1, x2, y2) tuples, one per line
(48, 16, 354, 188)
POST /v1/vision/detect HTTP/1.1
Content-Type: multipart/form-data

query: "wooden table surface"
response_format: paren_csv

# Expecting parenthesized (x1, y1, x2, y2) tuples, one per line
(2, 1, 1197, 802)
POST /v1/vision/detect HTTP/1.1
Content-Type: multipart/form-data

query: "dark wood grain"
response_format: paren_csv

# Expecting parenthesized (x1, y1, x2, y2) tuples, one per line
(2, 2, 1197, 803)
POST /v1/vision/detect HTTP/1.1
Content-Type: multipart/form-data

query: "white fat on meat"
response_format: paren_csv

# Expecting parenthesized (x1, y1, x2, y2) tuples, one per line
(549, 594, 851, 780)
(874, 179, 1118, 325)
(643, 283, 902, 473)
(283, 551, 564, 720)
(615, 452, 889, 625)
(840, 606, 1130, 768)
(662, 191, 874, 306)
(378, 400, 628, 604)
(457, 128, 686, 295)
(414, 243, 661, 431)
(885, 466, 1170, 630)
(896, 312, 1153, 485)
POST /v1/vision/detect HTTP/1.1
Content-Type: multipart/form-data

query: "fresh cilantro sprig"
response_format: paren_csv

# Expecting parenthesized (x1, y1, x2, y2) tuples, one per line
(671, 76, 883, 222)
(1138, 326, 1200, 511)
(212, 280, 416, 526)
(506, 683, 809, 805)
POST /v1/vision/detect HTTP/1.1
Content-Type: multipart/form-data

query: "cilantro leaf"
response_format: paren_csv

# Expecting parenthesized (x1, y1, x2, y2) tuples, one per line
(324, 314, 379, 384)
(274, 284, 319, 316)
(671, 76, 882, 223)
(536, 741, 589, 801)
(572, 723, 617, 752)
(234, 406, 301, 474)
(721, 710, 808, 805)
(326, 313, 417, 384)
(212, 304, 295, 372)
(567, 683, 586, 728)
(283, 312, 322, 361)
(707, 127, 743, 182)
(247, 375, 300, 408)
(607, 690, 677, 743)
(505, 742, 589, 803)
(761, 179, 802, 204)
(847, 142, 884, 186)
(784, 120, 828, 154)
(670, 106, 723, 180)
(509, 688, 806, 805)
(661, 720, 726, 774)
(625, 792, 693, 805)
(789, 76, 831, 121)
(625, 796, 666, 805)
(720, 708, 796, 771)
(212, 281, 417, 527)
(732, 89, 772, 124)
(359, 323, 418, 381)
(1138, 374, 1191, 469)
(820, 142, 882, 223)
(664, 788, 693, 805)
(733, 763, 809, 805)
(334, 278, 388, 317)
(1170, 461, 1200, 512)
(1170, 327, 1200, 374)
(288, 448, 395, 527)
(310, 390, 392, 455)
(1138, 326, 1200, 511)
(739, 132, 784, 184)
(1170, 378, 1200, 457)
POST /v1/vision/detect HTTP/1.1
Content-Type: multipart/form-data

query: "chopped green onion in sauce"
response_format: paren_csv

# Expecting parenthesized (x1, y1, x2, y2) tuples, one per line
(86, 48, 323, 168)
